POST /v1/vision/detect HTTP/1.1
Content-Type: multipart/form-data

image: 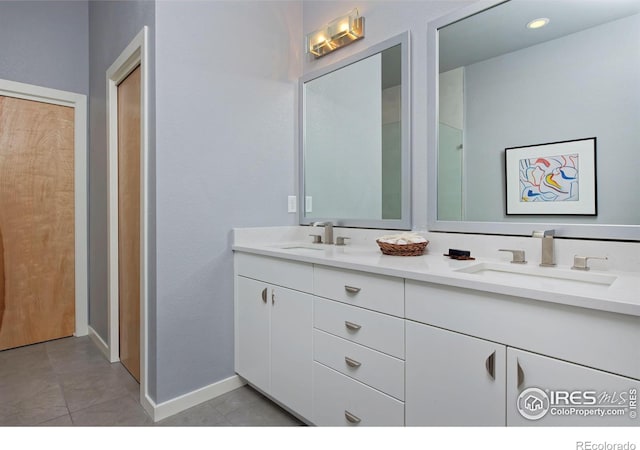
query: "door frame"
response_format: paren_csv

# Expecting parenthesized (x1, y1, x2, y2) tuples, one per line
(106, 27, 150, 407)
(0, 79, 88, 338)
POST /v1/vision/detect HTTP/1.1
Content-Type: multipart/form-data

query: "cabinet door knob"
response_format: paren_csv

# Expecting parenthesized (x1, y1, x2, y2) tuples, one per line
(344, 410, 361, 424)
(261, 288, 267, 303)
(517, 359, 525, 389)
(485, 351, 496, 380)
(344, 285, 361, 294)
(271, 289, 275, 305)
(345, 356, 362, 368)
(345, 321, 362, 331)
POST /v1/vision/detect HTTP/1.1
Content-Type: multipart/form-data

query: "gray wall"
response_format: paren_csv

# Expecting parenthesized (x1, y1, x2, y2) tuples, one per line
(302, 1, 476, 230)
(0, 0, 88, 94)
(154, 0, 301, 402)
(88, 0, 156, 395)
(464, 14, 640, 225)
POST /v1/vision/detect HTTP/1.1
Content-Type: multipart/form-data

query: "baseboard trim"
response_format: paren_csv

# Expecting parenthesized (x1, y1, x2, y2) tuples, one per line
(145, 374, 246, 422)
(87, 326, 110, 361)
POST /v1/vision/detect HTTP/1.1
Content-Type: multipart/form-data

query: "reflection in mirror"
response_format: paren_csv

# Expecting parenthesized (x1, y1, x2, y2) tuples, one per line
(300, 32, 410, 229)
(429, 0, 640, 240)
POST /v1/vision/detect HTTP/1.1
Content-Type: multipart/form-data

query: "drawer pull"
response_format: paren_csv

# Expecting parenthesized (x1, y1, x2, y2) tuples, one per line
(344, 321, 362, 331)
(485, 351, 496, 380)
(261, 288, 267, 303)
(344, 410, 361, 424)
(345, 356, 362, 368)
(344, 285, 361, 294)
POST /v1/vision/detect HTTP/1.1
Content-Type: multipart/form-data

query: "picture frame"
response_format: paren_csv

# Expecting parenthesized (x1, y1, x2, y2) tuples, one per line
(505, 137, 597, 216)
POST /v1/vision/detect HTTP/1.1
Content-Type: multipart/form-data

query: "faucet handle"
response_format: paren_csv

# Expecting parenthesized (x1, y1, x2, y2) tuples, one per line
(309, 234, 323, 244)
(498, 249, 527, 264)
(335, 236, 350, 246)
(572, 255, 608, 271)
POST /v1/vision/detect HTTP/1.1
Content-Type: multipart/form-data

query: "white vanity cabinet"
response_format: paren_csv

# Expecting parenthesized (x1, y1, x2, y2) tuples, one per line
(234, 253, 314, 420)
(405, 280, 640, 427)
(507, 348, 640, 427)
(405, 321, 506, 426)
(311, 266, 406, 426)
(233, 247, 639, 427)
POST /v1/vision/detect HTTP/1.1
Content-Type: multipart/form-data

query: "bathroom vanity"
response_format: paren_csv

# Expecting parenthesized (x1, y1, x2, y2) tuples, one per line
(233, 227, 640, 427)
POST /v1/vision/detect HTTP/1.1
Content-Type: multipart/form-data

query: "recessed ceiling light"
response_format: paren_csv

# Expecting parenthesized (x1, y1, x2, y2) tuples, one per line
(527, 18, 550, 29)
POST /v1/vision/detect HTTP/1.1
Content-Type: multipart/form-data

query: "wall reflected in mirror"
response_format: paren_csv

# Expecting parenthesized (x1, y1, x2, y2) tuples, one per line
(436, 0, 640, 228)
(300, 32, 410, 229)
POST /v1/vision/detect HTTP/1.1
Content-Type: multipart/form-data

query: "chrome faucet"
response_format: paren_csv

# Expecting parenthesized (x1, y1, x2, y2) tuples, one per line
(311, 221, 334, 245)
(532, 229, 555, 267)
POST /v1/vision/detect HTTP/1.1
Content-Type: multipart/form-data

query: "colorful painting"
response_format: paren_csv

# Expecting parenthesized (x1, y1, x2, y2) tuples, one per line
(519, 153, 578, 202)
(505, 138, 597, 215)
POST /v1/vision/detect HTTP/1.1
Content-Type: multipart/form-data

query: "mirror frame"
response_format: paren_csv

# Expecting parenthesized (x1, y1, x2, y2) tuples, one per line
(426, 0, 640, 241)
(299, 31, 411, 230)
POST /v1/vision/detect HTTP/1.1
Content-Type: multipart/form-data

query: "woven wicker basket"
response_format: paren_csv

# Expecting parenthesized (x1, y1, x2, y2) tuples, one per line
(376, 239, 429, 256)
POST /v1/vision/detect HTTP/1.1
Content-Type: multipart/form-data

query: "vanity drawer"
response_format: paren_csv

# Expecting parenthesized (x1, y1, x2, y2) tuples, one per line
(313, 266, 404, 317)
(313, 362, 404, 426)
(313, 329, 405, 401)
(235, 252, 313, 293)
(313, 297, 405, 359)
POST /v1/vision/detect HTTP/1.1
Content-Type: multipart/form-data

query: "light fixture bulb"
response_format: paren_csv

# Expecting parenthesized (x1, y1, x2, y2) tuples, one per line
(305, 9, 364, 58)
(526, 18, 550, 29)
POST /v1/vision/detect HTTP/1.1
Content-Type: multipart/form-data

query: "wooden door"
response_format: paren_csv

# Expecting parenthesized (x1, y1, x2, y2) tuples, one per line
(118, 66, 141, 381)
(0, 95, 75, 351)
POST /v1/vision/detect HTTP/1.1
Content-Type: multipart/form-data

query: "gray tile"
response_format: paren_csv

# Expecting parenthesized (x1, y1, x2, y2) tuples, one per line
(0, 370, 60, 406)
(46, 337, 111, 375)
(0, 343, 52, 378)
(111, 363, 141, 399)
(210, 386, 267, 416)
(45, 336, 95, 356)
(258, 403, 305, 426)
(156, 402, 231, 427)
(2, 337, 303, 428)
(38, 414, 73, 426)
(59, 365, 136, 412)
(223, 395, 303, 427)
(0, 382, 69, 426)
(70, 395, 153, 426)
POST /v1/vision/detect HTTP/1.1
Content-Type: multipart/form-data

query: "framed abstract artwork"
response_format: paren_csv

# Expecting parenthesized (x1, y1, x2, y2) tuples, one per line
(505, 137, 597, 215)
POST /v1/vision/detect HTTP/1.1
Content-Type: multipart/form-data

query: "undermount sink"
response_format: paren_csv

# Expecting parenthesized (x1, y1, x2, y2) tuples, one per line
(455, 262, 617, 287)
(276, 245, 325, 253)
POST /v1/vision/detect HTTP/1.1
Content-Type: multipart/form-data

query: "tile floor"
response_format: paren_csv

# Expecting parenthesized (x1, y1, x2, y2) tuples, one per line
(0, 336, 304, 426)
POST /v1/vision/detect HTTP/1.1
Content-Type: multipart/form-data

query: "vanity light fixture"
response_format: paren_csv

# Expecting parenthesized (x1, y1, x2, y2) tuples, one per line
(526, 17, 550, 29)
(306, 9, 365, 58)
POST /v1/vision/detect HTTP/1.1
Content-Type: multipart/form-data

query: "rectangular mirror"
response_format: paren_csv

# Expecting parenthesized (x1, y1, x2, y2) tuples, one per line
(300, 32, 411, 229)
(427, 0, 640, 240)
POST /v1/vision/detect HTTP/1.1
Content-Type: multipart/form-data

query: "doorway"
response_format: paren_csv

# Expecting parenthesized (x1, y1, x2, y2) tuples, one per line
(0, 80, 88, 351)
(106, 27, 149, 412)
(117, 65, 141, 381)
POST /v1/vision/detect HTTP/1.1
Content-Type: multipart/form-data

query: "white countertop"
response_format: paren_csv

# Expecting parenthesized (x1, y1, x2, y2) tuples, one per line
(232, 228, 640, 317)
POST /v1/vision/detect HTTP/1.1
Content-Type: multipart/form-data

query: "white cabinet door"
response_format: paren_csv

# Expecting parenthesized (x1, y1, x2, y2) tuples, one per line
(507, 348, 640, 426)
(406, 321, 506, 426)
(236, 276, 270, 393)
(270, 286, 313, 420)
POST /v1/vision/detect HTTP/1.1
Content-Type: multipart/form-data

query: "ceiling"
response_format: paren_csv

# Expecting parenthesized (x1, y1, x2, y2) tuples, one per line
(439, 0, 640, 72)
